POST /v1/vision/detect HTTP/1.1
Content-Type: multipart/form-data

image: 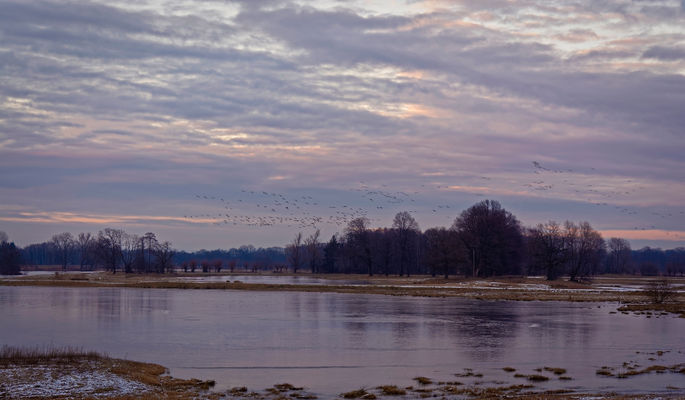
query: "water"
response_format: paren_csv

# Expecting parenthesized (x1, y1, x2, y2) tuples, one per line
(1, 286, 683, 397)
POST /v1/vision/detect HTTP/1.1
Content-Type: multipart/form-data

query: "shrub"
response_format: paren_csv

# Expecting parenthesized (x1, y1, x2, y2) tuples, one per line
(644, 279, 675, 304)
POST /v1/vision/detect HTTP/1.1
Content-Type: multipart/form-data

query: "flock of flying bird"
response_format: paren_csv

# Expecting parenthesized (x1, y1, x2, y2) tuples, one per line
(184, 187, 414, 229)
(182, 161, 683, 237)
(529, 161, 684, 233)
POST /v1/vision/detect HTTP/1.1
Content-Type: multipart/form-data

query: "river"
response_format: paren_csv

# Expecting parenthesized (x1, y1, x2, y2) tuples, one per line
(0, 286, 683, 396)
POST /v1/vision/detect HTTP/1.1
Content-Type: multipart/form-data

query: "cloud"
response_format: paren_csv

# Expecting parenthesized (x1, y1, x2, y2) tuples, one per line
(554, 29, 599, 43)
(0, 0, 684, 249)
(642, 45, 685, 61)
(0, 211, 195, 225)
(599, 229, 685, 242)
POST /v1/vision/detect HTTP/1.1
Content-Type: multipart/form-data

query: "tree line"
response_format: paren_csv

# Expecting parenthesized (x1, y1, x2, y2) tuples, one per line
(3, 199, 685, 279)
(15, 230, 286, 275)
(285, 200, 685, 280)
(0, 231, 22, 275)
(174, 246, 285, 273)
(19, 229, 174, 274)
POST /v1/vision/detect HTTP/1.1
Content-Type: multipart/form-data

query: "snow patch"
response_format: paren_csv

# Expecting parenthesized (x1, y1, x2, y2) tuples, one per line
(0, 364, 153, 398)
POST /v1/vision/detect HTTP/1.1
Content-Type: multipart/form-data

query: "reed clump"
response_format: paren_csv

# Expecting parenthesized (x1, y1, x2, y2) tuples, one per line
(0, 345, 102, 365)
(413, 376, 432, 385)
(543, 367, 567, 375)
(341, 388, 373, 399)
(377, 385, 406, 396)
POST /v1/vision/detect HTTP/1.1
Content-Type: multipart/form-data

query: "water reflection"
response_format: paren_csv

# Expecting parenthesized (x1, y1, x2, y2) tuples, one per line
(455, 301, 520, 361)
(0, 286, 683, 397)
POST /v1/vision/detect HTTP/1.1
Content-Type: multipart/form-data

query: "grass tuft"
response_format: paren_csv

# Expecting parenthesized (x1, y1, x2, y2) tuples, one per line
(413, 376, 432, 385)
(342, 388, 369, 399)
(377, 385, 407, 396)
(543, 367, 567, 375)
(274, 383, 303, 391)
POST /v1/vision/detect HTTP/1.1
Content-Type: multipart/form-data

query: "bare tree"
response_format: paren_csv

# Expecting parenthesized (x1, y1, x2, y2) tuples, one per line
(452, 200, 524, 277)
(0, 240, 21, 275)
(424, 227, 462, 279)
(607, 237, 631, 274)
(51, 232, 74, 271)
(286, 232, 303, 273)
(666, 249, 685, 276)
(97, 228, 123, 274)
(667, 248, 685, 276)
(120, 233, 140, 274)
(305, 229, 321, 273)
(76, 233, 96, 271)
(140, 232, 158, 273)
(372, 228, 394, 276)
(212, 259, 223, 272)
(393, 212, 420, 277)
(565, 221, 605, 282)
(527, 221, 568, 280)
(154, 241, 175, 273)
(640, 261, 659, 276)
(345, 218, 373, 276)
(322, 235, 341, 273)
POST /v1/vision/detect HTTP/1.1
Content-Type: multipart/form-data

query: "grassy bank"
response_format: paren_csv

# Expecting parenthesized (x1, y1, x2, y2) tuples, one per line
(3, 272, 684, 303)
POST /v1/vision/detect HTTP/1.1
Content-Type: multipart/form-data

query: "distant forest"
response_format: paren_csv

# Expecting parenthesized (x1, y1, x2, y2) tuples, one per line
(2, 200, 684, 279)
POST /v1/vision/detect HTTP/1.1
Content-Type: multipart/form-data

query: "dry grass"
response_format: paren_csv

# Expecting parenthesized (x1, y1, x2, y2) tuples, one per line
(272, 383, 303, 392)
(376, 385, 406, 396)
(527, 375, 550, 382)
(438, 383, 535, 398)
(543, 367, 567, 375)
(0, 345, 102, 365)
(615, 364, 683, 378)
(455, 368, 483, 378)
(5, 272, 682, 303)
(617, 303, 685, 318)
(341, 388, 371, 399)
(413, 376, 432, 385)
(595, 362, 685, 380)
(513, 373, 549, 382)
(0, 346, 218, 400)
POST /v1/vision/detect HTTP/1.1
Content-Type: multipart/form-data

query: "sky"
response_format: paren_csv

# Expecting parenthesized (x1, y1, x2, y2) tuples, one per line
(1, 0, 684, 251)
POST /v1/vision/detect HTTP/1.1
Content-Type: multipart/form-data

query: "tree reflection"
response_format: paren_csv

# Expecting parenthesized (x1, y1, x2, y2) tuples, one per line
(457, 302, 521, 361)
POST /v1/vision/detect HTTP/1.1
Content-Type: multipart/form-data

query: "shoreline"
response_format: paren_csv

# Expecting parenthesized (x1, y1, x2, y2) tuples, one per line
(2, 272, 684, 305)
(2, 349, 683, 399)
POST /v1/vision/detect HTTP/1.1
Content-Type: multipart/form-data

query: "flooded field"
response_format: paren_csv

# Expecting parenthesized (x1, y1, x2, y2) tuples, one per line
(0, 285, 683, 397)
